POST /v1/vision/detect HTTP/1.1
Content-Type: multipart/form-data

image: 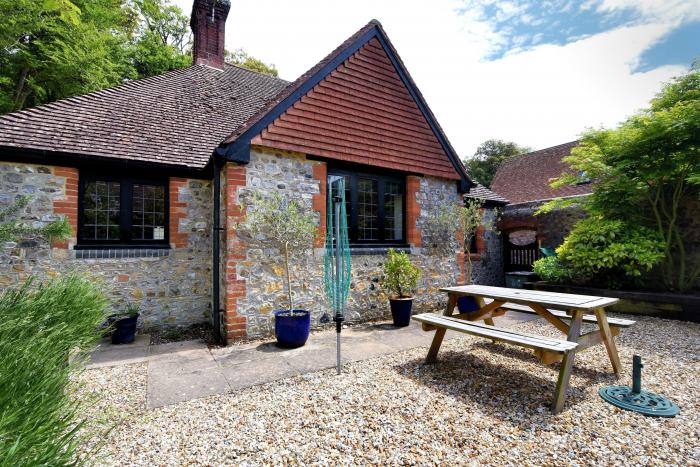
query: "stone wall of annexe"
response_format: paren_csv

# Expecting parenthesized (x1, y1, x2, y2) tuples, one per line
(221, 146, 464, 341)
(0, 161, 213, 329)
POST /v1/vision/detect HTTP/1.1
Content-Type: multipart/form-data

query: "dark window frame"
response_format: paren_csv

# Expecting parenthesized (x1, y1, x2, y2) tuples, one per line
(77, 174, 169, 248)
(327, 168, 407, 245)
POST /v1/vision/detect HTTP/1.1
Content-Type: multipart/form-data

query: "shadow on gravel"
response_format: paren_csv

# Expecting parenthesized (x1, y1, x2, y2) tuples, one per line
(470, 341, 618, 381)
(393, 347, 617, 427)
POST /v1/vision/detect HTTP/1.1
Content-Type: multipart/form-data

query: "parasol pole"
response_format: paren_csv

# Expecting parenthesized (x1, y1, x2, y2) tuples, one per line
(333, 193, 344, 375)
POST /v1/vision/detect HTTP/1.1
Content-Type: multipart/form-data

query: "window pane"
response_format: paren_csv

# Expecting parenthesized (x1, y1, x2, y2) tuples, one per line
(82, 181, 120, 240)
(384, 181, 403, 241)
(131, 183, 165, 240)
(358, 178, 378, 241)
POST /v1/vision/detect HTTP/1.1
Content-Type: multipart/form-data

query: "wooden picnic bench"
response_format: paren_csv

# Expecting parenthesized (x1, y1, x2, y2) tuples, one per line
(413, 285, 634, 414)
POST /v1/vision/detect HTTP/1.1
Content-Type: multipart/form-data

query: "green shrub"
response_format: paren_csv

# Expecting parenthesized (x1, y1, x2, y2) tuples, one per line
(0, 274, 109, 466)
(532, 256, 573, 284)
(382, 248, 421, 298)
(556, 217, 665, 288)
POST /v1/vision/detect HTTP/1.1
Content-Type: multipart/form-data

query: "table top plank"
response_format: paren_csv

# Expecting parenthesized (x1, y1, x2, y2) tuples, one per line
(440, 285, 618, 310)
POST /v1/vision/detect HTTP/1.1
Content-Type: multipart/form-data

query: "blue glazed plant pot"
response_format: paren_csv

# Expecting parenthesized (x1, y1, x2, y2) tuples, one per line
(274, 310, 311, 348)
(457, 296, 480, 313)
(389, 298, 413, 327)
(111, 315, 138, 344)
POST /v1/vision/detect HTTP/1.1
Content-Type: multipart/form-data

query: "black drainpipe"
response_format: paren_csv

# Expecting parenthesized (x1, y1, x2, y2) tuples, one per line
(212, 156, 223, 344)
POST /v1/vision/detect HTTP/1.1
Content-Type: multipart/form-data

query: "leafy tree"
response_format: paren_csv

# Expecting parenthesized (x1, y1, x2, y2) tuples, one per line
(0, 0, 131, 112)
(0, 0, 192, 114)
(542, 64, 700, 291)
(226, 48, 278, 77)
(128, 0, 192, 78)
(463, 139, 530, 187)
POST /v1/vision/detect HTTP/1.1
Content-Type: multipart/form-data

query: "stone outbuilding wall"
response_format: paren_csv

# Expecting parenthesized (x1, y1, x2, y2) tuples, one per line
(499, 200, 586, 250)
(0, 161, 213, 329)
(221, 147, 465, 340)
(469, 209, 504, 286)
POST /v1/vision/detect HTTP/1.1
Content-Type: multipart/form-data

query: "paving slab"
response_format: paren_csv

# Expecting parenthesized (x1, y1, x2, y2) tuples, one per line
(87, 334, 151, 369)
(90, 312, 543, 408)
(219, 356, 299, 391)
(147, 346, 230, 408)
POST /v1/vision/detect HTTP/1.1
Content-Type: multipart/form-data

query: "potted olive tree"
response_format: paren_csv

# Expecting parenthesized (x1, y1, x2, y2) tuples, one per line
(238, 192, 316, 348)
(382, 248, 421, 327)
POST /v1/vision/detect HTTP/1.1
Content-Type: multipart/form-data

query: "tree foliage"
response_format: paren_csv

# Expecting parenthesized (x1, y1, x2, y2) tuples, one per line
(0, 0, 281, 114)
(544, 64, 700, 291)
(555, 217, 664, 288)
(463, 139, 530, 187)
(225, 48, 278, 77)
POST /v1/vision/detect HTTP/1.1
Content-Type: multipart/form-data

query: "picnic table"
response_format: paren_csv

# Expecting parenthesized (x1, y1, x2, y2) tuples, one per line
(413, 285, 635, 413)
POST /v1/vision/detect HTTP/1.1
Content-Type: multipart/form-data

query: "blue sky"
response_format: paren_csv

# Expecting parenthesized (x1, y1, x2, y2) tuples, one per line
(173, 0, 699, 157)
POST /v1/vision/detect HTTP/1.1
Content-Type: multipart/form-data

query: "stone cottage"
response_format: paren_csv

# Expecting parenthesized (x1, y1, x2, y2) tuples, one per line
(0, 0, 493, 343)
(490, 141, 591, 272)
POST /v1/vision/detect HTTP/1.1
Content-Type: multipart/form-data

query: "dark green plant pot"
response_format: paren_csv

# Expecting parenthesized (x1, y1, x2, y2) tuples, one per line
(389, 298, 413, 327)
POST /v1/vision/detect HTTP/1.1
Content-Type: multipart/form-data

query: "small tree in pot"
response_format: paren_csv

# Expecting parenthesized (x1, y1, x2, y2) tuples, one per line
(238, 192, 316, 347)
(383, 248, 421, 327)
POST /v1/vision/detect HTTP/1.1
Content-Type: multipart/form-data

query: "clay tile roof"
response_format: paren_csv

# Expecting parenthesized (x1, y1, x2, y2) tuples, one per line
(222, 20, 381, 145)
(0, 64, 289, 169)
(465, 183, 509, 205)
(490, 141, 593, 204)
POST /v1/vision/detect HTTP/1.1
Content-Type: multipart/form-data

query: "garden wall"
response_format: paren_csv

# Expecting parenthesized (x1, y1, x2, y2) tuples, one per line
(499, 200, 586, 249)
(470, 209, 504, 286)
(0, 161, 213, 329)
(221, 147, 464, 340)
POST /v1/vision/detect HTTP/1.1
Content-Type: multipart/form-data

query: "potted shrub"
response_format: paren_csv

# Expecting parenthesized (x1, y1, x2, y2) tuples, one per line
(383, 248, 421, 327)
(237, 192, 316, 348)
(109, 303, 140, 344)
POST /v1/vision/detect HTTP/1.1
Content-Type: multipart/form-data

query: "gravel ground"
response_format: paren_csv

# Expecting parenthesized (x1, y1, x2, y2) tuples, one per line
(75, 315, 699, 465)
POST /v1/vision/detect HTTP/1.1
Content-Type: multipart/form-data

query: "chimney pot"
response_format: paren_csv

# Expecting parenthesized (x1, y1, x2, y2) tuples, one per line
(191, 0, 231, 69)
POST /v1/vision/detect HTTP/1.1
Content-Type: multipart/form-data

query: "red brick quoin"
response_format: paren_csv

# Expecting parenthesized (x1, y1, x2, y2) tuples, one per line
(52, 167, 78, 249)
(223, 164, 248, 341)
(406, 175, 422, 248)
(169, 178, 189, 248)
(312, 162, 327, 248)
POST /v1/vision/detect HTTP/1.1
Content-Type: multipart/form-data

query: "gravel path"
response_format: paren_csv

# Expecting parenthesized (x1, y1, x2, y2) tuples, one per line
(75, 315, 699, 465)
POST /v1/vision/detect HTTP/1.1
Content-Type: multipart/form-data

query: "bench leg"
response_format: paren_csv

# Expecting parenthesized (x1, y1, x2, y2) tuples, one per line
(426, 328, 446, 364)
(594, 308, 622, 375)
(551, 310, 583, 414)
(425, 294, 457, 363)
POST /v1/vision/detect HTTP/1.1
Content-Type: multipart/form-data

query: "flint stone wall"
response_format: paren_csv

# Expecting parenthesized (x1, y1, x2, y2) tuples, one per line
(0, 161, 212, 329)
(470, 209, 504, 286)
(234, 148, 463, 338)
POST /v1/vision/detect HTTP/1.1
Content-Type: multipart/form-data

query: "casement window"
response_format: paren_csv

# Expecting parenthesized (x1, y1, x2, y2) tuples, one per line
(78, 175, 169, 247)
(327, 169, 405, 245)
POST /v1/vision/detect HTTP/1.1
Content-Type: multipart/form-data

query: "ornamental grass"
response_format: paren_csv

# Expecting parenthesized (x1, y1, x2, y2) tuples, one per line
(0, 274, 108, 466)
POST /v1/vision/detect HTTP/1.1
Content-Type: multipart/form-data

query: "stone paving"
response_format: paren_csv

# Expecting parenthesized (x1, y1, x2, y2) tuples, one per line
(88, 313, 538, 408)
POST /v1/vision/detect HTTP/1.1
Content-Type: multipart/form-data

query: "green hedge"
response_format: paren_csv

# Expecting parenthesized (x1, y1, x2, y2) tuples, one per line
(0, 274, 108, 466)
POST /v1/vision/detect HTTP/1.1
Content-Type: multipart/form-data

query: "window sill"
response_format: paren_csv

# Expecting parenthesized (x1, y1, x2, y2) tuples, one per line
(349, 244, 411, 256)
(73, 247, 170, 259)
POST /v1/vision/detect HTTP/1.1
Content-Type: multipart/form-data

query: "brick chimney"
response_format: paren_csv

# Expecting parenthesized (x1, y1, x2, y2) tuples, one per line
(190, 0, 231, 69)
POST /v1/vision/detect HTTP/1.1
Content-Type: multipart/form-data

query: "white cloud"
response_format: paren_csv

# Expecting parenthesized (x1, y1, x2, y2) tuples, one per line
(172, 0, 690, 158)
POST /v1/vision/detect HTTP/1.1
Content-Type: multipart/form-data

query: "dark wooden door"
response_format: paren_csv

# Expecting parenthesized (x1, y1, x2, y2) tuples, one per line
(504, 239, 540, 272)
